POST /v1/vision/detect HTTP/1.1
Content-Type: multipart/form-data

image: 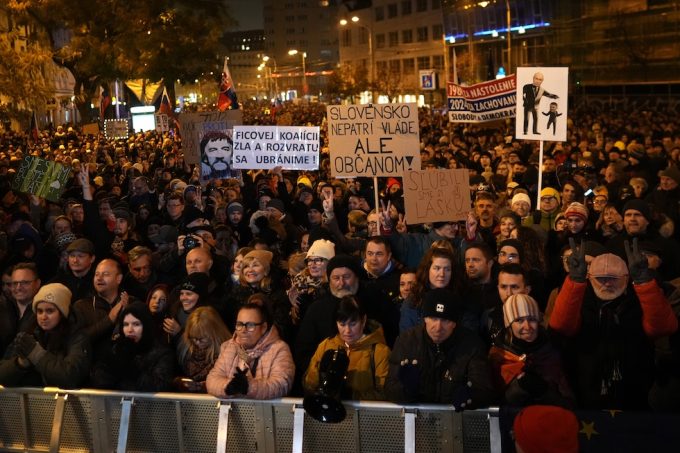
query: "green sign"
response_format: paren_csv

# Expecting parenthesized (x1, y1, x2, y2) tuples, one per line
(12, 156, 71, 202)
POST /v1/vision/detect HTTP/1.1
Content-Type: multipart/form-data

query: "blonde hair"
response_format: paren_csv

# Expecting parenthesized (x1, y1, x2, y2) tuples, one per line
(239, 255, 272, 290)
(179, 306, 232, 365)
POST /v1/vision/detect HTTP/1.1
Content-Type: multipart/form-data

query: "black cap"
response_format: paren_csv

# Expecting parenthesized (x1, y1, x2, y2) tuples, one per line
(422, 288, 461, 322)
(326, 255, 362, 279)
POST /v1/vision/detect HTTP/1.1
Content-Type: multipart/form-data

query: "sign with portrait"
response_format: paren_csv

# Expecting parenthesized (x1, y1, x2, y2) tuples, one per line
(515, 67, 569, 142)
(402, 169, 471, 224)
(232, 125, 320, 170)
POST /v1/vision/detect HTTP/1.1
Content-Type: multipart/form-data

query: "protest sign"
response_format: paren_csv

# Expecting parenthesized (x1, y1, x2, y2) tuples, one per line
(232, 125, 320, 170)
(515, 67, 569, 142)
(155, 114, 170, 133)
(12, 156, 71, 202)
(327, 103, 420, 178)
(178, 110, 243, 165)
(104, 119, 129, 140)
(81, 123, 100, 136)
(402, 169, 471, 224)
(447, 75, 517, 123)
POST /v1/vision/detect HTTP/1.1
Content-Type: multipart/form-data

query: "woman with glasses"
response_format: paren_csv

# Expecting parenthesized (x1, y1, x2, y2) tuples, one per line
(303, 297, 390, 400)
(488, 294, 573, 408)
(287, 239, 335, 325)
(174, 306, 232, 392)
(207, 303, 294, 399)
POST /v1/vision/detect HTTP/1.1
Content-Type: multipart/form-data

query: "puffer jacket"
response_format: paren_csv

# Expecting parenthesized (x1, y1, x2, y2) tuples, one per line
(303, 320, 390, 400)
(207, 325, 294, 399)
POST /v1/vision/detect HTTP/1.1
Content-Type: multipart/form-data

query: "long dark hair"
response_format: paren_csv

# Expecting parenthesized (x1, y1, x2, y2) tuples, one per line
(410, 248, 456, 308)
(119, 302, 155, 351)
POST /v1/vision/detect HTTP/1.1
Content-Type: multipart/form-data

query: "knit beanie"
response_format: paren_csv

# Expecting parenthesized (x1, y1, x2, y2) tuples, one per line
(422, 288, 461, 322)
(513, 405, 579, 453)
(306, 239, 335, 260)
(503, 293, 541, 327)
(623, 199, 652, 222)
(540, 187, 561, 204)
(33, 283, 72, 318)
(266, 198, 286, 214)
(245, 250, 274, 272)
(326, 254, 362, 279)
(180, 272, 210, 300)
(227, 201, 244, 215)
(511, 193, 531, 207)
(564, 202, 589, 222)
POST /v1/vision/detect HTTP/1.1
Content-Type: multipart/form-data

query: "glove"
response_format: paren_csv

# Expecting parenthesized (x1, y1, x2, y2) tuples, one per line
(14, 332, 38, 357)
(517, 370, 548, 397)
(625, 238, 653, 284)
(398, 359, 421, 398)
(451, 381, 473, 412)
(225, 367, 249, 395)
(567, 238, 587, 283)
(112, 336, 138, 371)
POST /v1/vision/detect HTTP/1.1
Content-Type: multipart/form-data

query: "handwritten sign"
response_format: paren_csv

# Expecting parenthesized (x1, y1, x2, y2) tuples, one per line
(12, 156, 71, 202)
(232, 125, 320, 170)
(178, 110, 243, 164)
(403, 169, 471, 224)
(81, 123, 100, 136)
(327, 103, 420, 178)
(104, 119, 129, 140)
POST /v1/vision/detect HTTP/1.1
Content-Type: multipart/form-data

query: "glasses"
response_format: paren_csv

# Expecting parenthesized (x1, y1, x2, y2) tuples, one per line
(11, 280, 36, 288)
(306, 257, 326, 265)
(498, 251, 519, 261)
(540, 196, 556, 202)
(235, 321, 264, 332)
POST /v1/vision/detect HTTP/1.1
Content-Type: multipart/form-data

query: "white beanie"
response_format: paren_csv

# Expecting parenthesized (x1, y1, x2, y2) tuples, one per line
(306, 239, 335, 260)
(33, 283, 72, 318)
(511, 193, 531, 207)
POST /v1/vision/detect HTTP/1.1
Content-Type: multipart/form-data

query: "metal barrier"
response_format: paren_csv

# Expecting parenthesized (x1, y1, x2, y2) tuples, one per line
(0, 387, 500, 453)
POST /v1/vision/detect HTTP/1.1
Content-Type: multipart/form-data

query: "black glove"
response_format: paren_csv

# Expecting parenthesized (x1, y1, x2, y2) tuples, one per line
(14, 332, 38, 357)
(112, 336, 138, 369)
(398, 359, 421, 398)
(625, 238, 653, 284)
(451, 381, 473, 412)
(225, 367, 249, 395)
(517, 370, 548, 397)
(567, 238, 587, 283)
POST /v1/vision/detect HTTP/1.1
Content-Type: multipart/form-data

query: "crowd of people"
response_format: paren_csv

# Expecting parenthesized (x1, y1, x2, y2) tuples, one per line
(0, 99, 679, 420)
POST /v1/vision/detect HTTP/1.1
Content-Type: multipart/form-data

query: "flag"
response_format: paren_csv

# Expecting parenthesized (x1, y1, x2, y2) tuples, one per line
(30, 111, 39, 142)
(159, 86, 173, 115)
(270, 98, 283, 119)
(452, 48, 459, 85)
(218, 57, 239, 111)
(100, 86, 111, 119)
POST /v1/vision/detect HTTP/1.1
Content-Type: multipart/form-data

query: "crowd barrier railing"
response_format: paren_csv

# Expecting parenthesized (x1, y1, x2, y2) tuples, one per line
(0, 386, 500, 453)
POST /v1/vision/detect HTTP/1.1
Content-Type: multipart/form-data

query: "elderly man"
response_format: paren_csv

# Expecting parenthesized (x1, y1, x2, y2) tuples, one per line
(385, 288, 495, 408)
(550, 239, 677, 409)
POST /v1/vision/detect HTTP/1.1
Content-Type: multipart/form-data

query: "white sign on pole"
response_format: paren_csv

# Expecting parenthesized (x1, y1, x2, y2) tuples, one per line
(515, 67, 569, 142)
(327, 103, 421, 178)
(104, 119, 129, 140)
(232, 125, 320, 170)
(155, 114, 169, 133)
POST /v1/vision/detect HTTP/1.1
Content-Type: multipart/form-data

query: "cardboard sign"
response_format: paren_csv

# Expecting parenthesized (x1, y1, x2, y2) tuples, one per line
(232, 125, 320, 170)
(402, 169, 471, 224)
(12, 156, 71, 202)
(327, 103, 420, 178)
(447, 75, 517, 123)
(104, 119, 129, 140)
(178, 110, 243, 164)
(515, 67, 569, 142)
(81, 123, 100, 136)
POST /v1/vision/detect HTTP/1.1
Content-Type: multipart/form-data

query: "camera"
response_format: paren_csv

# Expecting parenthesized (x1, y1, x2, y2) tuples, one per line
(183, 234, 200, 251)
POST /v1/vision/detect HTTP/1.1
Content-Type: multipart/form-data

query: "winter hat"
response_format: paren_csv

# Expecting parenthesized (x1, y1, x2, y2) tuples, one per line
(503, 293, 541, 327)
(306, 239, 335, 260)
(513, 405, 579, 453)
(55, 232, 78, 252)
(588, 253, 628, 278)
(386, 177, 401, 190)
(179, 272, 210, 300)
(266, 198, 286, 214)
(623, 199, 652, 222)
(511, 193, 531, 207)
(227, 201, 244, 215)
(326, 254, 362, 279)
(564, 202, 589, 222)
(540, 187, 561, 203)
(308, 198, 324, 213)
(297, 175, 312, 189)
(33, 283, 72, 318)
(183, 206, 206, 225)
(422, 288, 460, 322)
(66, 238, 95, 255)
(244, 250, 274, 272)
(628, 144, 645, 160)
(660, 166, 680, 185)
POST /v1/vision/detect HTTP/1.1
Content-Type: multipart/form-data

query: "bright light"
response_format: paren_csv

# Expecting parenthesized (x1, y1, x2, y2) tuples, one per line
(351, 16, 359, 22)
(492, 30, 498, 37)
(518, 27, 526, 34)
(478, 1, 489, 7)
(263, 56, 270, 62)
(288, 49, 298, 56)
(339, 19, 348, 26)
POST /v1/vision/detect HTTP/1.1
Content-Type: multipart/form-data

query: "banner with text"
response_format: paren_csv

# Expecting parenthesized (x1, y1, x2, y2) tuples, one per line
(327, 103, 421, 178)
(232, 125, 320, 170)
(12, 156, 71, 202)
(447, 75, 517, 123)
(403, 169, 471, 224)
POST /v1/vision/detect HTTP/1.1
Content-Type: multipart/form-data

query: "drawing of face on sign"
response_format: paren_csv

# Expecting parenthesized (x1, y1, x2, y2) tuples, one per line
(200, 130, 239, 181)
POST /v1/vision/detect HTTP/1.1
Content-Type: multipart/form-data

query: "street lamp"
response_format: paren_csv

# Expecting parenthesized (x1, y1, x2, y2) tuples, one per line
(262, 55, 279, 99)
(339, 15, 375, 102)
(288, 49, 307, 97)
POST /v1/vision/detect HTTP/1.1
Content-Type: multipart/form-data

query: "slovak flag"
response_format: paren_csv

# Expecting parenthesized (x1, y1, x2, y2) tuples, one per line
(100, 86, 111, 119)
(159, 86, 173, 115)
(217, 57, 239, 111)
(30, 111, 39, 141)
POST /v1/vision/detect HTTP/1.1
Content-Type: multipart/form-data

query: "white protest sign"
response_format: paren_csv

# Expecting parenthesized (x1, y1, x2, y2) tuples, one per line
(402, 169, 471, 224)
(232, 125, 320, 170)
(155, 114, 169, 133)
(327, 103, 420, 178)
(515, 67, 569, 142)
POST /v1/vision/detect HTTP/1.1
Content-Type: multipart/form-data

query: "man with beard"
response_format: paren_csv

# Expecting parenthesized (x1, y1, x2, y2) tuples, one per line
(200, 131, 237, 181)
(549, 238, 677, 409)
